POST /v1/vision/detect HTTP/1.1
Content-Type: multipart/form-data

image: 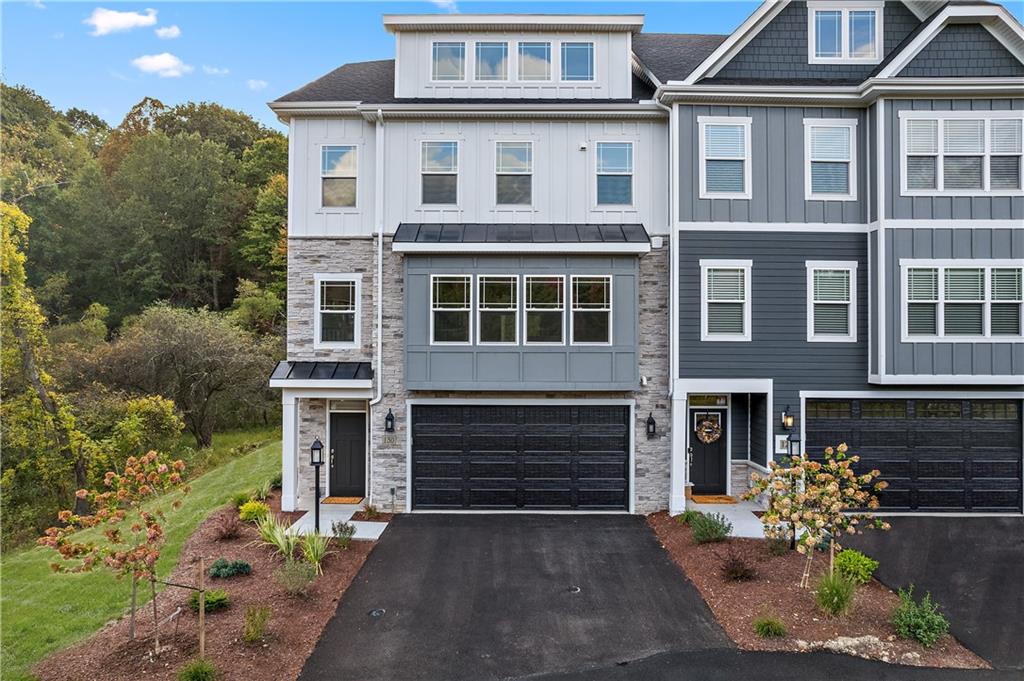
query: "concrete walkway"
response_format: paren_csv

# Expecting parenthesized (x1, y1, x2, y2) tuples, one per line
(687, 499, 765, 538)
(287, 502, 387, 541)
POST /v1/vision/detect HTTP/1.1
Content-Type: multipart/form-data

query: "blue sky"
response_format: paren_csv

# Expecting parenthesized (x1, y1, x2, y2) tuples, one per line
(3, 1, 1022, 131)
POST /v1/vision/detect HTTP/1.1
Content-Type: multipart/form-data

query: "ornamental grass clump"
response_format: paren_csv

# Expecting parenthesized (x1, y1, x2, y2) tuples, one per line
(675, 509, 703, 526)
(255, 515, 299, 559)
(275, 558, 317, 598)
(242, 605, 271, 644)
(300, 533, 333, 575)
(177, 658, 218, 681)
(815, 572, 856, 617)
(753, 612, 787, 638)
(743, 442, 891, 588)
(892, 586, 949, 648)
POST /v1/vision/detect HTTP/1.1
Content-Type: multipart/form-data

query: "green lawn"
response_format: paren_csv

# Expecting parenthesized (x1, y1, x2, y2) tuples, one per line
(0, 429, 281, 681)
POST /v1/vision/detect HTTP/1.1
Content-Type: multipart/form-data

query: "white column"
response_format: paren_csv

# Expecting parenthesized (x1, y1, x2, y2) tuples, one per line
(669, 388, 688, 515)
(281, 392, 298, 512)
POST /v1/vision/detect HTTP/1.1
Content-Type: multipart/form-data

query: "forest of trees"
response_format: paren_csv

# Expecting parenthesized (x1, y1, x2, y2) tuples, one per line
(1, 84, 289, 548)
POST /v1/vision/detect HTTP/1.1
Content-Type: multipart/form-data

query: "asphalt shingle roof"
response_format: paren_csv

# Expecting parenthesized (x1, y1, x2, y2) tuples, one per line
(631, 33, 728, 83)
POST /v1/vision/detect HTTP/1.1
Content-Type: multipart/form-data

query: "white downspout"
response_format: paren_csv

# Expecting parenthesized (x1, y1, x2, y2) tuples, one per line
(368, 108, 385, 504)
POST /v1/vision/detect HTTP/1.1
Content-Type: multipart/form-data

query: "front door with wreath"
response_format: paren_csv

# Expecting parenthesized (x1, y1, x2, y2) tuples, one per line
(688, 408, 728, 494)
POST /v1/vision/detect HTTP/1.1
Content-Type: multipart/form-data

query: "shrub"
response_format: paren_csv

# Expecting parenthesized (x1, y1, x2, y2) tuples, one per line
(691, 512, 732, 543)
(765, 537, 789, 557)
(835, 549, 879, 585)
(361, 503, 380, 520)
(212, 513, 242, 541)
(332, 520, 355, 549)
(255, 515, 299, 558)
(300, 533, 333, 575)
(231, 491, 252, 509)
(270, 472, 282, 489)
(719, 549, 757, 581)
(274, 558, 316, 597)
(239, 500, 270, 523)
(815, 572, 856, 617)
(753, 613, 787, 638)
(892, 586, 949, 648)
(177, 658, 217, 681)
(252, 479, 272, 501)
(242, 605, 271, 644)
(208, 558, 252, 579)
(189, 588, 230, 613)
(675, 510, 703, 525)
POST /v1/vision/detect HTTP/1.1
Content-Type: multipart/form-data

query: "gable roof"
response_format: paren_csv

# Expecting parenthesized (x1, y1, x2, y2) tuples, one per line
(631, 33, 728, 83)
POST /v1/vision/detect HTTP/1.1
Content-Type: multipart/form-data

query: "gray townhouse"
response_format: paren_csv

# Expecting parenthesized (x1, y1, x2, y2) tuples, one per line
(269, 1, 1024, 520)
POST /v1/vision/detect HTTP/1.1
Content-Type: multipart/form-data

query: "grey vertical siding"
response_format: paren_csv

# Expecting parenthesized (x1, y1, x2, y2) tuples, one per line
(750, 394, 768, 467)
(897, 24, 1024, 78)
(867, 104, 878, 224)
(730, 392, 749, 460)
(678, 105, 868, 224)
(709, 1, 920, 83)
(884, 228, 1024, 377)
(885, 99, 1024, 221)
(869, 230, 879, 376)
(405, 254, 640, 390)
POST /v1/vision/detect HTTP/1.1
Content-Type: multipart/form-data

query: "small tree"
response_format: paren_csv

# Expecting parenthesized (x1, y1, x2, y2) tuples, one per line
(744, 443, 890, 587)
(39, 451, 189, 646)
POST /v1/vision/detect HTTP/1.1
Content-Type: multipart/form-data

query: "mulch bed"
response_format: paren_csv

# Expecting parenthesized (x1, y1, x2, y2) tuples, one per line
(350, 510, 396, 522)
(647, 512, 988, 669)
(34, 492, 374, 681)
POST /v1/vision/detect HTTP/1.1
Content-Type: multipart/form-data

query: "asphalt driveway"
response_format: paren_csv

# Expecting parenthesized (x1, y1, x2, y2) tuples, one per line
(848, 515, 1024, 671)
(298, 514, 729, 681)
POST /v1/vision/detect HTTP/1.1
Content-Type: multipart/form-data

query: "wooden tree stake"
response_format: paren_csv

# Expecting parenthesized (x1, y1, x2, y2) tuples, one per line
(151, 578, 160, 656)
(198, 557, 206, 659)
(129, 575, 137, 640)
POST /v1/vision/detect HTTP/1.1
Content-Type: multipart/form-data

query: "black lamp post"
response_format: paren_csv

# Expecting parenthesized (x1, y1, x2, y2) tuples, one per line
(646, 412, 657, 439)
(786, 433, 801, 458)
(310, 437, 324, 533)
(384, 408, 395, 433)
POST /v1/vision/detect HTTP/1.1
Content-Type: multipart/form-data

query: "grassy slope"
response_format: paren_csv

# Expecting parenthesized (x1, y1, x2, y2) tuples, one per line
(1, 431, 281, 681)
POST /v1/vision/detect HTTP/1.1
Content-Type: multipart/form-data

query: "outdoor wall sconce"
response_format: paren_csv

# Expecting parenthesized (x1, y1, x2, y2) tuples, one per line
(384, 408, 395, 433)
(781, 407, 794, 430)
(646, 412, 657, 439)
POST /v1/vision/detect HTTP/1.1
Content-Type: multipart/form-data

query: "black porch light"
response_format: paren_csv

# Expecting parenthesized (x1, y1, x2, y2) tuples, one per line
(310, 437, 325, 533)
(646, 412, 657, 439)
(786, 433, 801, 457)
(781, 406, 795, 430)
(310, 436, 325, 466)
(384, 408, 396, 433)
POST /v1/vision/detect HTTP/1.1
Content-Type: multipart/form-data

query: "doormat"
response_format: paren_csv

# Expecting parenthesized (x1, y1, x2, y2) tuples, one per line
(322, 496, 364, 505)
(690, 494, 737, 504)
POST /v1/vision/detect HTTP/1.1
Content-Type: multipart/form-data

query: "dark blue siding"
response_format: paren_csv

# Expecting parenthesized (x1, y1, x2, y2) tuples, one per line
(897, 24, 1024, 78)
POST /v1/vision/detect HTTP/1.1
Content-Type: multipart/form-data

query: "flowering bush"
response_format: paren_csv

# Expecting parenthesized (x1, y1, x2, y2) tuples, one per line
(743, 443, 890, 586)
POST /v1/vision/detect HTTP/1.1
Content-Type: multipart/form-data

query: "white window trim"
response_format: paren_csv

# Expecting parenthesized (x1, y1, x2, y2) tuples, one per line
(420, 140, 460, 207)
(494, 140, 533, 208)
(523, 274, 566, 346)
(803, 118, 858, 201)
(698, 116, 752, 201)
(807, 1, 884, 65)
(700, 259, 753, 342)
(805, 261, 858, 343)
(429, 274, 473, 346)
(476, 274, 519, 345)
(474, 40, 510, 82)
(318, 143, 359, 212)
(899, 259, 1024, 342)
(559, 41, 595, 82)
(898, 110, 1024, 197)
(594, 140, 635, 209)
(313, 273, 361, 350)
(430, 40, 467, 83)
(517, 40, 552, 82)
(569, 275, 613, 346)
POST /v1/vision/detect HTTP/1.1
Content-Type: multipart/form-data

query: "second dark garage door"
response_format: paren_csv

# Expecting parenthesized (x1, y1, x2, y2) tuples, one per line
(805, 399, 1022, 512)
(411, 404, 630, 510)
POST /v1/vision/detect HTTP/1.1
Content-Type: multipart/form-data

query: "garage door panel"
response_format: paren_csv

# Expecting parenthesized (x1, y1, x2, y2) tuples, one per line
(972, 489, 1024, 511)
(914, 429, 966, 448)
(411, 404, 630, 511)
(973, 460, 1023, 480)
(859, 429, 910, 447)
(917, 488, 969, 510)
(970, 430, 1020, 448)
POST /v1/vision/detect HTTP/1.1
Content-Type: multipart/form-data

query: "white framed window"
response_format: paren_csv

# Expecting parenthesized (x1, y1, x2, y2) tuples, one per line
(700, 260, 752, 342)
(495, 141, 532, 205)
(807, 1, 883, 64)
(432, 41, 465, 81)
(524, 275, 565, 345)
(561, 42, 594, 81)
(698, 116, 752, 200)
(477, 275, 518, 345)
(570, 275, 612, 345)
(806, 261, 857, 342)
(518, 41, 551, 81)
(430, 275, 472, 345)
(900, 111, 1024, 196)
(900, 260, 1024, 341)
(595, 142, 633, 206)
(421, 141, 459, 205)
(475, 41, 508, 81)
(804, 119, 857, 200)
(320, 145, 357, 208)
(313, 273, 361, 349)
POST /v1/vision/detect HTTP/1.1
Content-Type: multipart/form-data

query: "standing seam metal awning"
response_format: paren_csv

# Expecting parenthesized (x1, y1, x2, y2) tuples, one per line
(269, 361, 373, 388)
(391, 223, 651, 253)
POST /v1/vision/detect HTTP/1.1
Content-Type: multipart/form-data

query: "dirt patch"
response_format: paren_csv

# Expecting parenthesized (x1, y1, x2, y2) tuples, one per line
(350, 511, 396, 523)
(648, 512, 987, 669)
(34, 492, 373, 681)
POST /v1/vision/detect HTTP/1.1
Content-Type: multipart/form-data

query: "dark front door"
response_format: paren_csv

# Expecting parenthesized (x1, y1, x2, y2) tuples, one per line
(689, 408, 727, 494)
(329, 412, 366, 498)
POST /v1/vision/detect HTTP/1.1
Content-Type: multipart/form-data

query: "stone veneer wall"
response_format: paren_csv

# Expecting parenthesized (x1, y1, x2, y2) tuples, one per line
(288, 237, 672, 514)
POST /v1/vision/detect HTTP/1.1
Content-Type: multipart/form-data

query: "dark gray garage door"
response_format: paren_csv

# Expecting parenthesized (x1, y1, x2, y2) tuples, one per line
(805, 399, 1022, 512)
(411, 404, 630, 510)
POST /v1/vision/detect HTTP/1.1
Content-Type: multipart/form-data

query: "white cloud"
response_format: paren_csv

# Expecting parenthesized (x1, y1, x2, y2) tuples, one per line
(155, 25, 181, 39)
(131, 52, 193, 78)
(202, 65, 230, 76)
(30, 0, 46, 10)
(85, 7, 157, 36)
(246, 79, 268, 91)
(429, 0, 458, 12)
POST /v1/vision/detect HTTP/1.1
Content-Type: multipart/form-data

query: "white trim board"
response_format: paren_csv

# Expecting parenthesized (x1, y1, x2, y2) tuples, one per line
(392, 242, 651, 254)
(677, 222, 870, 233)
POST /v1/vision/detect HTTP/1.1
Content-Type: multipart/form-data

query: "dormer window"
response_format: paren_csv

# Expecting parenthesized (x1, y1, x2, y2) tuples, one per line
(432, 41, 465, 80)
(561, 42, 594, 81)
(807, 2, 883, 64)
(475, 42, 508, 81)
